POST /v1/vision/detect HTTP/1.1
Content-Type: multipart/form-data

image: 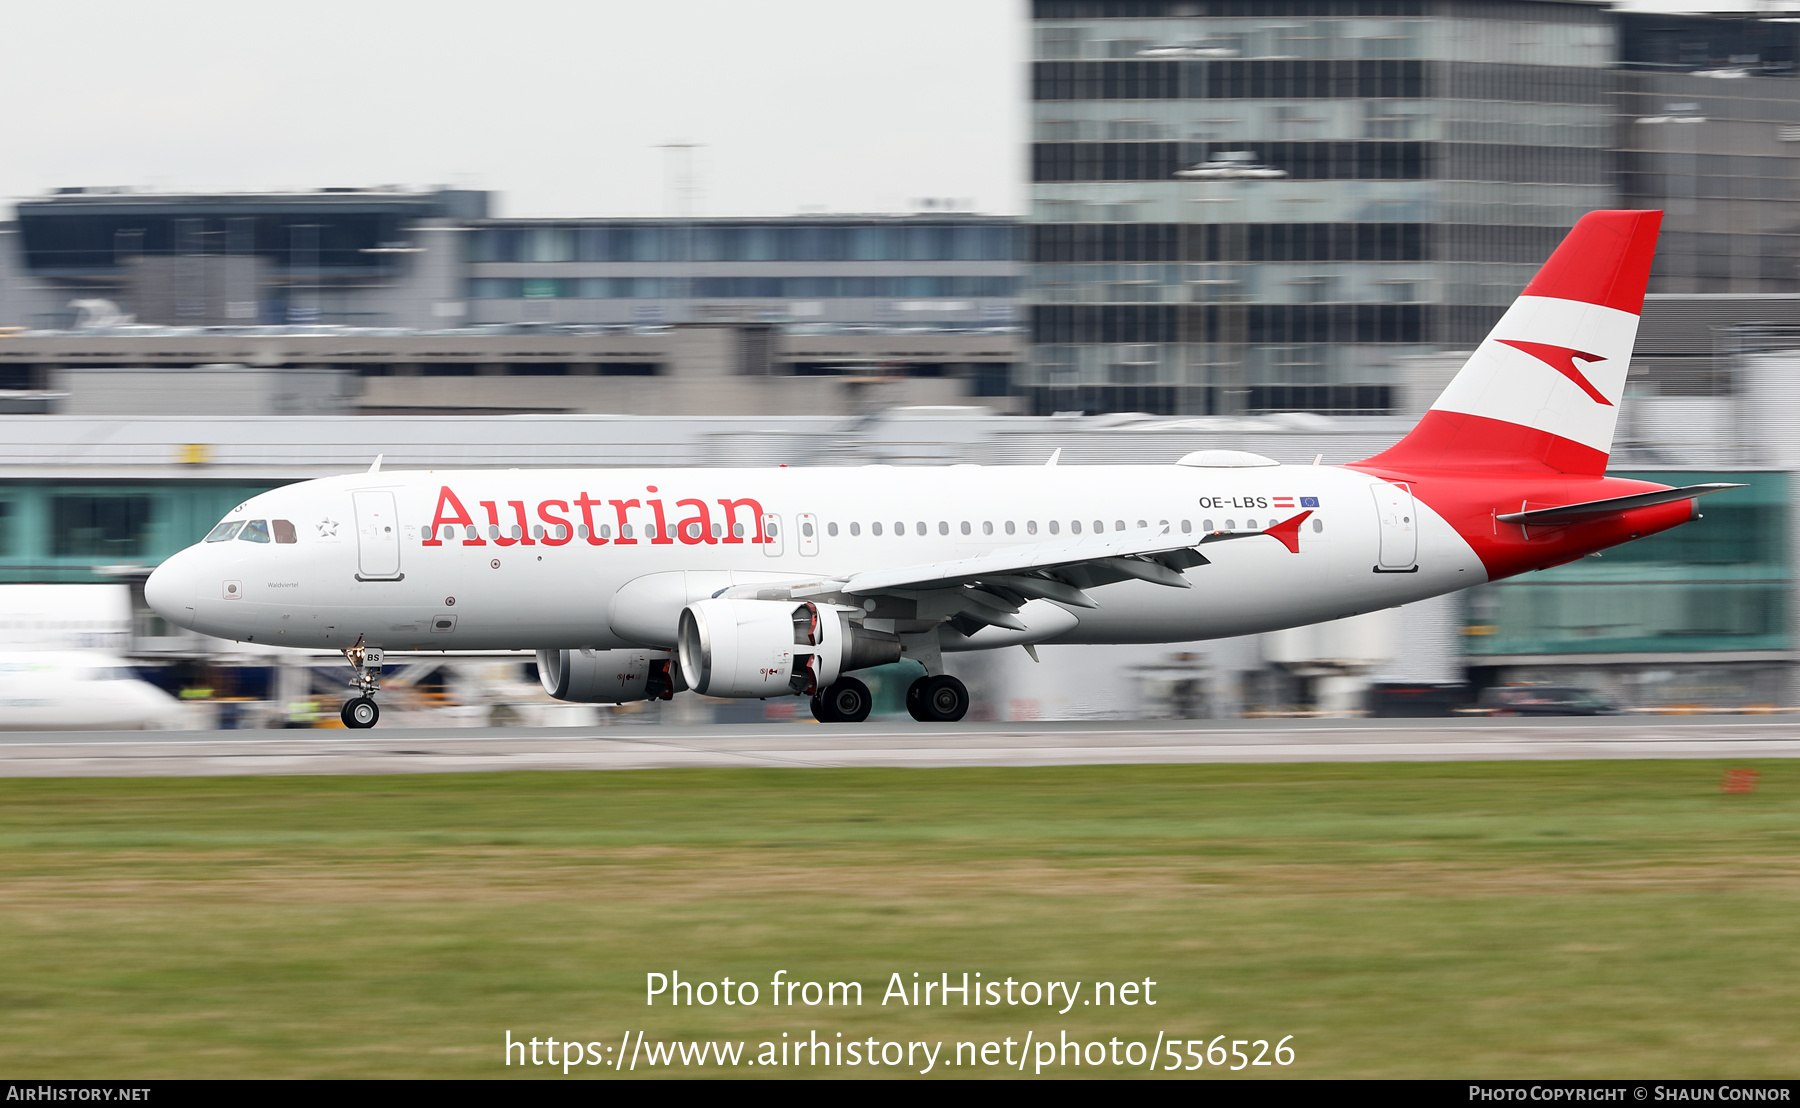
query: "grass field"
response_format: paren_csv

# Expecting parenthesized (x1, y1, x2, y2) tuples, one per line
(1, 761, 1796, 1078)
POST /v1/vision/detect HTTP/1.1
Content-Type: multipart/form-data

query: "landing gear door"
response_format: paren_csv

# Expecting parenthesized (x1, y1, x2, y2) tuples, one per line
(762, 513, 784, 557)
(797, 512, 819, 556)
(1371, 482, 1418, 570)
(353, 490, 403, 580)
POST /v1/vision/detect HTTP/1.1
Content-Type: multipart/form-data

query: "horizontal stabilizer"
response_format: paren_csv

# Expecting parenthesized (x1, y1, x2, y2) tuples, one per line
(1495, 483, 1742, 525)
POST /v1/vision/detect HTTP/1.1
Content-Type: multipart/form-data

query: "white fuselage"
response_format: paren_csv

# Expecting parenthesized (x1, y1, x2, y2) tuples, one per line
(146, 462, 1485, 654)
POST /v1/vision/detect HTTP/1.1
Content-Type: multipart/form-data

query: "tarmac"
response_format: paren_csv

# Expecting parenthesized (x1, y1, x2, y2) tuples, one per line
(2, 715, 1799, 776)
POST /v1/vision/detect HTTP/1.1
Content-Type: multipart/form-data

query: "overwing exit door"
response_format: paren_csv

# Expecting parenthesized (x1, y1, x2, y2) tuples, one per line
(1371, 482, 1418, 571)
(353, 490, 403, 579)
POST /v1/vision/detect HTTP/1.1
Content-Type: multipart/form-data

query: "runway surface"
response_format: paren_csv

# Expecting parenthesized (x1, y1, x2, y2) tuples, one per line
(2, 715, 1800, 776)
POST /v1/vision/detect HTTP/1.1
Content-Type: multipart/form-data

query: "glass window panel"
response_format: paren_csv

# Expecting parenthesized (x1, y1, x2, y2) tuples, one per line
(52, 495, 154, 558)
(743, 227, 777, 262)
(952, 225, 986, 260)
(240, 519, 271, 543)
(522, 278, 563, 299)
(577, 228, 609, 262)
(525, 228, 574, 262)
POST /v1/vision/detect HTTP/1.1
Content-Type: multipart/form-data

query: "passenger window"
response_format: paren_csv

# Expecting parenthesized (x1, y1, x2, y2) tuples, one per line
(915, 522, 926, 536)
(465, 525, 478, 540)
(1202, 519, 1213, 531)
(827, 522, 838, 537)
(1006, 521, 1016, 535)
(1136, 519, 1146, 529)
(766, 521, 778, 537)
(622, 524, 634, 538)
(531, 524, 544, 539)
(205, 521, 244, 542)
(1071, 520, 1081, 534)
(1048, 521, 1060, 535)
(803, 521, 815, 537)
(1224, 520, 1235, 530)
(982, 521, 993, 535)
(1026, 521, 1036, 535)
(1247, 519, 1258, 529)
(728, 523, 740, 538)
(272, 519, 297, 544)
(240, 519, 271, 543)
(1312, 518, 1324, 532)
(872, 522, 883, 536)
(895, 521, 904, 536)
(711, 523, 722, 538)
(488, 524, 501, 540)
(851, 522, 861, 536)
(960, 521, 971, 535)
(1096, 520, 1105, 532)
(938, 521, 948, 535)
(578, 525, 590, 539)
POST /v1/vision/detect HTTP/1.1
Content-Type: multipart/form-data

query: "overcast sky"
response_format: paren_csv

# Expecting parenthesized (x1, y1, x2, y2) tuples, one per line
(0, 1, 1770, 219)
(0, 0, 1027, 218)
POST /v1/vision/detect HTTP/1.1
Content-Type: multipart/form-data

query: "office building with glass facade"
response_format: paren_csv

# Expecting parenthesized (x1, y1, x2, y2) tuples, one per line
(1025, 0, 1619, 416)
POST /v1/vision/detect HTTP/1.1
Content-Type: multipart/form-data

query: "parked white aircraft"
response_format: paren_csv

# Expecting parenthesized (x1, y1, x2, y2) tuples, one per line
(146, 210, 1736, 729)
(0, 651, 189, 731)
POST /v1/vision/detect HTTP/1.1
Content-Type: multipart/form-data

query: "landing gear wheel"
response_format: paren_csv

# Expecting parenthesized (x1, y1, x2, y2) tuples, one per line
(813, 677, 872, 724)
(908, 674, 969, 723)
(342, 696, 379, 729)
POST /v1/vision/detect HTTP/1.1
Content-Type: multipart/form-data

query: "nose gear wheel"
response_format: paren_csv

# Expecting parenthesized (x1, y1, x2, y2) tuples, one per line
(341, 696, 379, 729)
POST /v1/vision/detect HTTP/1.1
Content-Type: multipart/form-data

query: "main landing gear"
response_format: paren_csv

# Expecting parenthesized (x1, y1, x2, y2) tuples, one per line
(906, 674, 970, 723)
(341, 636, 384, 730)
(811, 676, 873, 723)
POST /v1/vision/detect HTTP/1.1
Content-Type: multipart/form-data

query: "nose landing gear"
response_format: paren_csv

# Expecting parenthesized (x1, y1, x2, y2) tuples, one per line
(341, 636, 384, 729)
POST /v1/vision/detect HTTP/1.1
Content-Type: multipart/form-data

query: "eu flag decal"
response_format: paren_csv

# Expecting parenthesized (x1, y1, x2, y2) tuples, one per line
(1300, 496, 1319, 508)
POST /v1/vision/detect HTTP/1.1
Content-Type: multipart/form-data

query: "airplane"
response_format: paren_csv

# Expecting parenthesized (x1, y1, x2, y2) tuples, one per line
(0, 651, 191, 731)
(144, 209, 1736, 730)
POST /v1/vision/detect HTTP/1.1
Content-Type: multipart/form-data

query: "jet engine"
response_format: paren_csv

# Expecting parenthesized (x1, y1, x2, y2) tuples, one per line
(535, 647, 683, 703)
(676, 598, 901, 699)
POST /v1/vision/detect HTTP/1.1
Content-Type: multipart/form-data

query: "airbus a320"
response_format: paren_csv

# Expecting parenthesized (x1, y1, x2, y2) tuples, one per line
(145, 210, 1731, 728)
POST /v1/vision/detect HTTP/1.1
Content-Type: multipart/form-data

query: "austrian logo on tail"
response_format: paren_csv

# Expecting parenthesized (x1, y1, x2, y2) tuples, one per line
(1496, 339, 1612, 406)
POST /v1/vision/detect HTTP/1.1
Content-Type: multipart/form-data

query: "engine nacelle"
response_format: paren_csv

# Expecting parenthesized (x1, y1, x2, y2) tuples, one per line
(676, 598, 901, 699)
(536, 648, 683, 703)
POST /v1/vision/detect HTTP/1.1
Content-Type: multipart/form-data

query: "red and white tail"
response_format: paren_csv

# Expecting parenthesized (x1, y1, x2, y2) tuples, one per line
(1364, 210, 1662, 476)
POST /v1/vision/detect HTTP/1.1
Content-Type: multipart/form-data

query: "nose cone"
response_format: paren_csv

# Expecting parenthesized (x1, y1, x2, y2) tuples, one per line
(145, 549, 200, 630)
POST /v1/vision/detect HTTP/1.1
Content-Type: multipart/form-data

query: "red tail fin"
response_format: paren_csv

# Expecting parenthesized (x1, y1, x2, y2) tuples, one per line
(1361, 210, 1662, 476)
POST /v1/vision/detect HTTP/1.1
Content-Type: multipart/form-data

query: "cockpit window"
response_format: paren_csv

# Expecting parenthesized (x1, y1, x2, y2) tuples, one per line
(239, 519, 271, 543)
(205, 521, 244, 542)
(272, 519, 297, 544)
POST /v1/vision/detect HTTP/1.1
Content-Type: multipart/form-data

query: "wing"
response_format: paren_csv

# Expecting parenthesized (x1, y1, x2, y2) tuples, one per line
(724, 512, 1313, 635)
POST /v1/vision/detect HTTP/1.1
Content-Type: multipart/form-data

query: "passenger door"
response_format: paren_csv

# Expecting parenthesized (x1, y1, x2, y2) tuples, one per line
(762, 513, 784, 557)
(796, 512, 819, 556)
(352, 490, 403, 580)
